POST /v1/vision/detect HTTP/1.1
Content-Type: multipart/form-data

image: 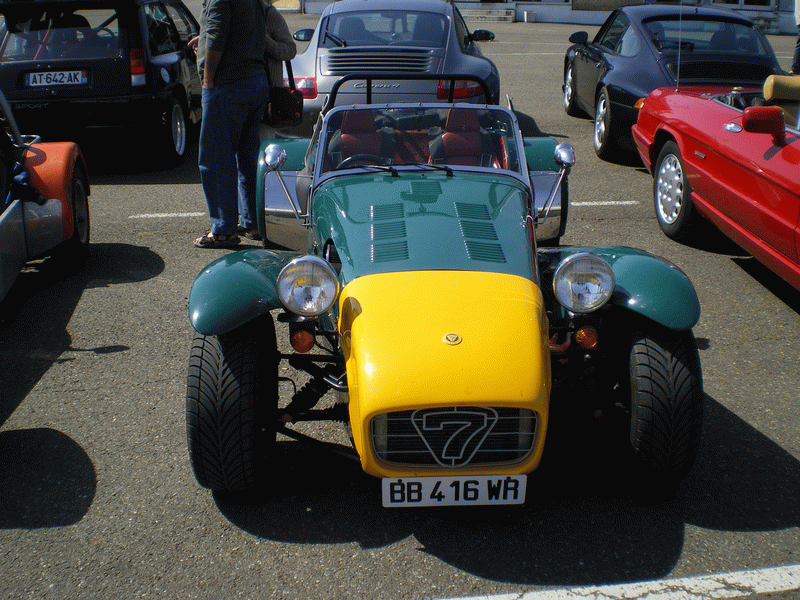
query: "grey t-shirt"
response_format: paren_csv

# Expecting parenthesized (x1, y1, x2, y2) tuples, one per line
(197, 0, 267, 86)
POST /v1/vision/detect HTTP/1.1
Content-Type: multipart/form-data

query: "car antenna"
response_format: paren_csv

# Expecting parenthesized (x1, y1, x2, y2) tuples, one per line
(675, 0, 684, 91)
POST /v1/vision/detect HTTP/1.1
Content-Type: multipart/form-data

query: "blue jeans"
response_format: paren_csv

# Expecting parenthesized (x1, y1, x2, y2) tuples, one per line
(793, 25, 800, 74)
(198, 74, 269, 236)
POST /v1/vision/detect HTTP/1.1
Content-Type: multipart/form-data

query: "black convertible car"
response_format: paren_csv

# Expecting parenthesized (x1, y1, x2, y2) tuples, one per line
(563, 4, 782, 161)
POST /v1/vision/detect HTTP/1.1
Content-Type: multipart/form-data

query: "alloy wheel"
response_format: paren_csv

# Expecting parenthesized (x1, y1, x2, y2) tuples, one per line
(655, 154, 683, 224)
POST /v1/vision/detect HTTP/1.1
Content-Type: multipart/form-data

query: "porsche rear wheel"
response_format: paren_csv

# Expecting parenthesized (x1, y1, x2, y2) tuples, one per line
(186, 314, 278, 492)
(654, 141, 699, 241)
(593, 87, 618, 161)
(628, 328, 703, 489)
(563, 64, 581, 117)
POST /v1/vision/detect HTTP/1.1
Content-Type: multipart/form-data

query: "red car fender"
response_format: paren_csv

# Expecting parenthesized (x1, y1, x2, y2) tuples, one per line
(23, 141, 88, 242)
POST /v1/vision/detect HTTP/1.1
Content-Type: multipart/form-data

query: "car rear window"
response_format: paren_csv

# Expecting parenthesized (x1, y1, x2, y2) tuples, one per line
(323, 11, 447, 48)
(643, 17, 771, 57)
(0, 7, 120, 62)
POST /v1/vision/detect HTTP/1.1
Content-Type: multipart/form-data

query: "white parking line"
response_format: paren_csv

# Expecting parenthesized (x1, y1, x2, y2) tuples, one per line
(130, 212, 206, 219)
(571, 200, 638, 206)
(443, 564, 800, 600)
(129, 202, 635, 221)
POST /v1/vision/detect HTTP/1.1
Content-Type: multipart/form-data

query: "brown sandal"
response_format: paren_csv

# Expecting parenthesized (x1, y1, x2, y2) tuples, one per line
(194, 231, 240, 248)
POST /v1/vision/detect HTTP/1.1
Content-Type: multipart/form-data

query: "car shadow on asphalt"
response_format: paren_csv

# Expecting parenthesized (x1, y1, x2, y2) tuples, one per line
(214, 394, 800, 587)
(0, 243, 164, 426)
(0, 427, 96, 529)
(0, 242, 164, 529)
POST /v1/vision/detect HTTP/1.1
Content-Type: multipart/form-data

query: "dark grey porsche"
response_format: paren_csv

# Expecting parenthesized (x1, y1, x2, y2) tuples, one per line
(563, 4, 782, 161)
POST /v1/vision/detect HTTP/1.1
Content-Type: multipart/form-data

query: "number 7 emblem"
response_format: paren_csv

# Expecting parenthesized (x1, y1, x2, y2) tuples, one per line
(411, 408, 498, 467)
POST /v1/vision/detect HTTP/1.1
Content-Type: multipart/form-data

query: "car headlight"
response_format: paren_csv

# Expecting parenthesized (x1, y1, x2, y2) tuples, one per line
(277, 256, 340, 316)
(553, 252, 615, 313)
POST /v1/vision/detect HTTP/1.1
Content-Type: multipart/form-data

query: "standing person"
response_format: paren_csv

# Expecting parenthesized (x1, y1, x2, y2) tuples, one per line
(193, 0, 269, 249)
(263, 0, 297, 111)
(792, 0, 800, 75)
(255, 0, 296, 199)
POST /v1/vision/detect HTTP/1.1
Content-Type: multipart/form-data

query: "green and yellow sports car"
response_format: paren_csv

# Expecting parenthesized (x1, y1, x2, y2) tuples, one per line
(186, 75, 703, 507)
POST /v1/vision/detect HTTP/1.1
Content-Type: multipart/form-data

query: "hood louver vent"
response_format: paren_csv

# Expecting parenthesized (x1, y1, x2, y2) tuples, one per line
(460, 220, 498, 240)
(456, 202, 505, 263)
(370, 203, 408, 263)
(455, 202, 490, 220)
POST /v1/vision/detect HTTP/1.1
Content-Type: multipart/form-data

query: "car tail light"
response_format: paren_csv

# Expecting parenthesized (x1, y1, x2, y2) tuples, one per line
(130, 48, 146, 86)
(437, 79, 483, 100)
(287, 77, 317, 99)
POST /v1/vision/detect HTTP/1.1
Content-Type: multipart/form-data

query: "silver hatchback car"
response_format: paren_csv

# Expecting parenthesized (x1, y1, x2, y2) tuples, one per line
(286, 0, 500, 133)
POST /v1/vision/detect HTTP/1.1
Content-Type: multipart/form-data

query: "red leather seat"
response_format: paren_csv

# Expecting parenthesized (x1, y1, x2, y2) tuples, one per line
(440, 108, 483, 166)
(340, 110, 383, 158)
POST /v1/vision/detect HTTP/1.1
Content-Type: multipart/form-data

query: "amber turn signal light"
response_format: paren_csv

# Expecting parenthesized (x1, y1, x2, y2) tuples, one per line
(290, 329, 315, 353)
(575, 325, 599, 350)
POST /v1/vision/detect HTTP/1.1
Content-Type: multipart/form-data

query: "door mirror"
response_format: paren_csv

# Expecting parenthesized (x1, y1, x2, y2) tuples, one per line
(569, 31, 589, 45)
(743, 106, 786, 145)
(293, 28, 314, 42)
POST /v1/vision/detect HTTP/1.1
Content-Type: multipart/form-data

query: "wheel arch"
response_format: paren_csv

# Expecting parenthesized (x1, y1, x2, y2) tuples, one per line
(648, 129, 679, 173)
(188, 248, 303, 336)
(24, 141, 88, 240)
(541, 246, 701, 331)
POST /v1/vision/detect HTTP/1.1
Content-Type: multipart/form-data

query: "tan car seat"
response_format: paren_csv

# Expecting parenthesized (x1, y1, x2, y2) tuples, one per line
(763, 74, 800, 130)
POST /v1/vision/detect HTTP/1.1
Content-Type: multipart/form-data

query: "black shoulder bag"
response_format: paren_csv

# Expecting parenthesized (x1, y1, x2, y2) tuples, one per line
(264, 61, 303, 128)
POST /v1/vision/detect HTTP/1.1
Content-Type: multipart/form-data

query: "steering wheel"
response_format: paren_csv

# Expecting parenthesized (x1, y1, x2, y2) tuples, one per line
(337, 154, 391, 169)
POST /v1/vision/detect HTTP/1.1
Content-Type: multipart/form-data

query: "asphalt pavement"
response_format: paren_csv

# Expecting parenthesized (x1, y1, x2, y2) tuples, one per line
(1, 8, 799, 600)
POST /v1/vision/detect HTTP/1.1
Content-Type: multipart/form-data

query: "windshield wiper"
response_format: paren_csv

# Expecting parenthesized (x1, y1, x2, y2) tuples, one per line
(323, 30, 346, 47)
(333, 164, 398, 176)
(405, 163, 454, 177)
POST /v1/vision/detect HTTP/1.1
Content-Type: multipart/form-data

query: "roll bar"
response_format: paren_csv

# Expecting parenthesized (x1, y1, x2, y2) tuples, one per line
(324, 73, 495, 113)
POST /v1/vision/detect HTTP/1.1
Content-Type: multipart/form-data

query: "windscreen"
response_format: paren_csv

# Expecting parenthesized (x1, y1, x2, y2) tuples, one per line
(0, 7, 120, 61)
(321, 106, 521, 175)
(322, 11, 447, 48)
(642, 17, 771, 57)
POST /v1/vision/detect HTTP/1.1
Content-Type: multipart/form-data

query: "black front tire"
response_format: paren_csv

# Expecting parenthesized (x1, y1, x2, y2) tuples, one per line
(186, 314, 278, 492)
(629, 328, 704, 486)
(62, 166, 90, 263)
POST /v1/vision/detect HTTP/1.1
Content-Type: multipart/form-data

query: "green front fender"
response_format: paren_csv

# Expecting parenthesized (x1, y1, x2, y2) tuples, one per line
(542, 246, 701, 330)
(188, 249, 302, 336)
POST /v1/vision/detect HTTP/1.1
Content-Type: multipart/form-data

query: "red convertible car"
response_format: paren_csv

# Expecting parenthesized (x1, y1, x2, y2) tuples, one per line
(632, 74, 800, 291)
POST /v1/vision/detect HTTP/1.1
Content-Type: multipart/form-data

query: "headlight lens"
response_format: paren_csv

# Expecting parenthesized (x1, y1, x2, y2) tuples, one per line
(277, 256, 340, 316)
(553, 252, 615, 313)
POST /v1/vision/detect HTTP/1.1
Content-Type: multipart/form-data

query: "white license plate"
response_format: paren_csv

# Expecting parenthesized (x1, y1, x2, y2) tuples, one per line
(382, 475, 526, 507)
(25, 71, 88, 87)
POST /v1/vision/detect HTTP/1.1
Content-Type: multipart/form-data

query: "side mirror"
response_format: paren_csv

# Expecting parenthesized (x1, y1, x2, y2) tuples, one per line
(554, 143, 576, 169)
(743, 105, 786, 145)
(470, 29, 495, 42)
(569, 31, 589, 45)
(293, 28, 314, 42)
(264, 144, 287, 171)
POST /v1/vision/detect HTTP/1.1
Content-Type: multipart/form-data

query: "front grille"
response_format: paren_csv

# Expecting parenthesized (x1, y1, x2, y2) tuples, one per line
(667, 61, 775, 84)
(372, 407, 536, 468)
(324, 49, 433, 74)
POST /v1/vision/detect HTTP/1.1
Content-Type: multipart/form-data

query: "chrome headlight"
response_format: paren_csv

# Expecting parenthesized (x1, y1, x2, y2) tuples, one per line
(553, 252, 615, 313)
(277, 256, 340, 316)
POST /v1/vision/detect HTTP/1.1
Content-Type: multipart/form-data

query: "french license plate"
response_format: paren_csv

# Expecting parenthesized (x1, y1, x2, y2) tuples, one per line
(382, 475, 526, 507)
(25, 71, 88, 87)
